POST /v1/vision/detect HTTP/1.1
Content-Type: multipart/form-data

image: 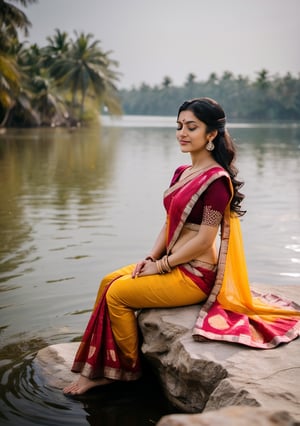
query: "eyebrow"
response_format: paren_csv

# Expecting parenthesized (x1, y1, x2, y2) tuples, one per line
(176, 120, 197, 124)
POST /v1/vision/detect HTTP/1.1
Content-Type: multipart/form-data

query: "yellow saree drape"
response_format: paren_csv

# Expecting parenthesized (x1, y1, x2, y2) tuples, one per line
(193, 206, 300, 348)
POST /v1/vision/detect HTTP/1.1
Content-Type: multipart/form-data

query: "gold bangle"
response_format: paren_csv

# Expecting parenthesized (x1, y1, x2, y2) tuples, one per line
(156, 259, 165, 274)
(162, 255, 172, 273)
(165, 255, 172, 271)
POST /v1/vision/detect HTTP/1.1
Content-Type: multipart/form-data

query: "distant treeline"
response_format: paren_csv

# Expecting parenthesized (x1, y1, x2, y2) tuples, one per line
(118, 71, 300, 121)
(1, 1, 299, 126)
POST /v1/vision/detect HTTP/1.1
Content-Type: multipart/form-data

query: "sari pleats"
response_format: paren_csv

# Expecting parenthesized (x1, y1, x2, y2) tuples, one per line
(71, 280, 141, 380)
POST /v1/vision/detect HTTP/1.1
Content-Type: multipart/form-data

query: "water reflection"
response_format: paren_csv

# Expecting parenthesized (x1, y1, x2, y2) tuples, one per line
(0, 120, 299, 425)
(0, 127, 116, 281)
(0, 338, 172, 425)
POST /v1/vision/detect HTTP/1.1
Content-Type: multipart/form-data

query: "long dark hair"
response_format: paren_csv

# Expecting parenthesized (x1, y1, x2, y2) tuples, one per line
(177, 97, 245, 216)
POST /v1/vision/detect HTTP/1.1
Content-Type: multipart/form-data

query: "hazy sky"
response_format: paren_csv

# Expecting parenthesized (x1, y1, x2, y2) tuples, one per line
(23, 0, 300, 89)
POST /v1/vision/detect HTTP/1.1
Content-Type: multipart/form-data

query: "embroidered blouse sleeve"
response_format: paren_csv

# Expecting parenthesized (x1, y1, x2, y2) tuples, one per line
(201, 177, 231, 227)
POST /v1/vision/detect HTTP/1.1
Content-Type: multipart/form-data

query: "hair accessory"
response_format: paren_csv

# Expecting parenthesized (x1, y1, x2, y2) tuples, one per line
(216, 117, 226, 133)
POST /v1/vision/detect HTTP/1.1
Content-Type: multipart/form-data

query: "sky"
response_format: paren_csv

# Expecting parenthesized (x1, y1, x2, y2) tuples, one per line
(21, 0, 300, 89)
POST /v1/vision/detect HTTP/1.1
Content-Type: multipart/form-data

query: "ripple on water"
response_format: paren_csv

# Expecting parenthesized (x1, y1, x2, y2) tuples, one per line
(0, 357, 86, 425)
(0, 352, 174, 426)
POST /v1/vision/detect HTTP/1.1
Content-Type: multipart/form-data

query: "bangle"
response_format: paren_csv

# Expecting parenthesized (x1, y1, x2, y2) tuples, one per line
(165, 255, 172, 271)
(161, 255, 172, 273)
(145, 255, 156, 262)
(156, 256, 172, 274)
(156, 259, 165, 274)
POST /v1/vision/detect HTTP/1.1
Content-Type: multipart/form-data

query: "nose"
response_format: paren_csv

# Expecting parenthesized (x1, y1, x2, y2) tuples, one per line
(177, 126, 187, 137)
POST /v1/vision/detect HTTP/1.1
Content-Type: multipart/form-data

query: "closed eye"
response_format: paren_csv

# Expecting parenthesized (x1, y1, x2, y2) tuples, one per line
(176, 125, 197, 131)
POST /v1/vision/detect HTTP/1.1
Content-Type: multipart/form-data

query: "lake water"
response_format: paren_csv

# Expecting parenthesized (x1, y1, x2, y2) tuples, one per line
(0, 116, 299, 425)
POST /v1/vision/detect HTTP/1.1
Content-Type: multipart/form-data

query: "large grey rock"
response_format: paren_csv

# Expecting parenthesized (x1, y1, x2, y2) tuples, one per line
(34, 284, 300, 422)
(157, 406, 299, 426)
(138, 284, 300, 420)
(34, 342, 80, 389)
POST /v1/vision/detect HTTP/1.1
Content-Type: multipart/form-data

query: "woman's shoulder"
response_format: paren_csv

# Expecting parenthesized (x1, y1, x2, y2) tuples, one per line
(170, 165, 190, 184)
(175, 164, 190, 174)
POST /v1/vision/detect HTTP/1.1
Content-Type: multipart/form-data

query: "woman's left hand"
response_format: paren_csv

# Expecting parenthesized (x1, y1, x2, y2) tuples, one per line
(132, 259, 157, 278)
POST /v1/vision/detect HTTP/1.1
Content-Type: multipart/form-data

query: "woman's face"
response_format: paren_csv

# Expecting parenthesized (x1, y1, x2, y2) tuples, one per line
(176, 110, 212, 154)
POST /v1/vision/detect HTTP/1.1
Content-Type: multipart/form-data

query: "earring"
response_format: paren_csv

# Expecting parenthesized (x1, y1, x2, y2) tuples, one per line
(206, 140, 215, 151)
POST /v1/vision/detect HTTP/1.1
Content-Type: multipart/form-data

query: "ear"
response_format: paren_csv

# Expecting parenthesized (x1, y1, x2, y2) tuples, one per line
(207, 129, 218, 141)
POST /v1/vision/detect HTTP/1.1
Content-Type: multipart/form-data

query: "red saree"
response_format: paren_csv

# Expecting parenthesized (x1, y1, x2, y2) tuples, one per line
(164, 165, 229, 295)
(71, 277, 142, 380)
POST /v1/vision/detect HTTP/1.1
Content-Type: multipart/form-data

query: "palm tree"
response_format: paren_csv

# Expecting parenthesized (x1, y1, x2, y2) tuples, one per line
(0, 0, 37, 126)
(0, 0, 37, 38)
(184, 73, 197, 86)
(255, 69, 270, 89)
(0, 51, 20, 126)
(31, 76, 67, 125)
(48, 31, 120, 121)
(15, 43, 65, 126)
(42, 29, 70, 68)
(207, 72, 218, 85)
(161, 76, 173, 89)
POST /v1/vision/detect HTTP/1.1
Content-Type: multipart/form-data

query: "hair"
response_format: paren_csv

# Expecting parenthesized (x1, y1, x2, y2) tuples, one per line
(177, 97, 245, 216)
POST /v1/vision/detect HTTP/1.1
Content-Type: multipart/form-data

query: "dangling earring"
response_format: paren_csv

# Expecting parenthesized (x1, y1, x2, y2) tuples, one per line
(206, 140, 215, 151)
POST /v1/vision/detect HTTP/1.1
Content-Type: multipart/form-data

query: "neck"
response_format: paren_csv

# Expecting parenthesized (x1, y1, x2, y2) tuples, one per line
(190, 153, 214, 170)
(190, 160, 216, 171)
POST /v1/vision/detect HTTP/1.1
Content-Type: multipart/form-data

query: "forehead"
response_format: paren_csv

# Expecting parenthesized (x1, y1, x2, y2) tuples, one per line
(177, 110, 202, 123)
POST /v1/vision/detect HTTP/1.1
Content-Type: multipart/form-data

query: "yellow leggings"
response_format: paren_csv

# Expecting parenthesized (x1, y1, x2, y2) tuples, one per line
(94, 264, 207, 369)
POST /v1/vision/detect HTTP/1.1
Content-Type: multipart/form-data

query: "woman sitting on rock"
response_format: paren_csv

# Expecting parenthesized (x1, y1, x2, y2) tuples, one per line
(63, 97, 300, 396)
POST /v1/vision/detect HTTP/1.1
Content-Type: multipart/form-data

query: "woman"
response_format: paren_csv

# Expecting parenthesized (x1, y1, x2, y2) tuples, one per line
(63, 98, 300, 395)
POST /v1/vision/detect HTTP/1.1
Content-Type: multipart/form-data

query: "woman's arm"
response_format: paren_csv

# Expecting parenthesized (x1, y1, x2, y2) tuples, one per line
(146, 222, 167, 260)
(132, 221, 167, 278)
(136, 224, 219, 278)
(167, 224, 219, 267)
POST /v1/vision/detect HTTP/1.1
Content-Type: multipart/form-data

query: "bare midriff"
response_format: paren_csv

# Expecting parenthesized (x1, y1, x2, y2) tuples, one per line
(170, 224, 218, 268)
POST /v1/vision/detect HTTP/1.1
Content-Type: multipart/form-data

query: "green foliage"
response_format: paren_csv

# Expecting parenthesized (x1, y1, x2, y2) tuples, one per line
(0, 2, 121, 127)
(119, 71, 300, 121)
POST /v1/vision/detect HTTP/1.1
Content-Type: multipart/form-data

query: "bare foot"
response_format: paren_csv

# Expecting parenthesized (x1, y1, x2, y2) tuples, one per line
(63, 375, 114, 395)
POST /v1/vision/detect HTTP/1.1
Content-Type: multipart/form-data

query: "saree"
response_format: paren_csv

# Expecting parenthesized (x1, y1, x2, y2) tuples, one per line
(164, 165, 230, 295)
(71, 166, 224, 380)
(71, 276, 142, 380)
(72, 165, 300, 382)
(190, 173, 300, 348)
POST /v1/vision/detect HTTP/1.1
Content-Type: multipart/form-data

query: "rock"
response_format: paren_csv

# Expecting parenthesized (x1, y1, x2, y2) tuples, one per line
(34, 284, 300, 422)
(34, 342, 80, 389)
(138, 284, 300, 420)
(156, 406, 299, 426)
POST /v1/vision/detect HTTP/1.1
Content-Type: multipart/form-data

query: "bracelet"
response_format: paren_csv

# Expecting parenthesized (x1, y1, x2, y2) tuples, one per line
(156, 259, 164, 274)
(161, 255, 172, 273)
(145, 255, 156, 262)
(156, 256, 172, 274)
(165, 255, 172, 271)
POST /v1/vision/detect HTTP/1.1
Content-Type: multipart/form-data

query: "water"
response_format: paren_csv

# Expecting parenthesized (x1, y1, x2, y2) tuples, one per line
(0, 117, 299, 425)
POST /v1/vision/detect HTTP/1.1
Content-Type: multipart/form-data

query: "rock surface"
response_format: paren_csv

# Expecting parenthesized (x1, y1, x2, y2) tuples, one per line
(35, 284, 300, 422)
(34, 341, 80, 389)
(157, 406, 299, 426)
(139, 284, 300, 420)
